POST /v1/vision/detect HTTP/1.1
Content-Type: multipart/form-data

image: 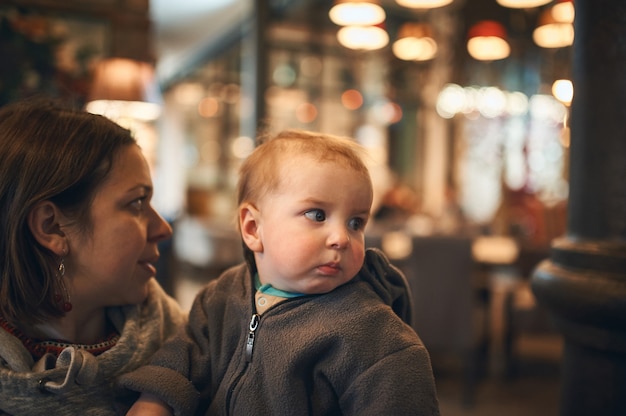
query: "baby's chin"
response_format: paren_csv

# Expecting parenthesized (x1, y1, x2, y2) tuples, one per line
(297, 277, 354, 295)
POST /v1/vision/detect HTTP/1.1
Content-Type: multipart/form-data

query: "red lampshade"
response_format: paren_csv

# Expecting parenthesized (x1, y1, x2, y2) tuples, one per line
(468, 20, 507, 40)
(467, 20, 510, 61)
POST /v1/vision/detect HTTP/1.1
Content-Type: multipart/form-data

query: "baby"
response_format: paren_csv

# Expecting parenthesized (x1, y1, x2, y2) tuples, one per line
(123, 129, 440, 415)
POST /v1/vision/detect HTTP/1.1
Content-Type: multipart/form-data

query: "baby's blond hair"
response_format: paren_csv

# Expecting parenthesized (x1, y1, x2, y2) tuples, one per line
(237, 129, 371, 208)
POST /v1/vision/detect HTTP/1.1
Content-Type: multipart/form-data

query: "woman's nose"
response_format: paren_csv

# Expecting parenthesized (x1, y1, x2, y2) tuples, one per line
(149, 208, 173, 242)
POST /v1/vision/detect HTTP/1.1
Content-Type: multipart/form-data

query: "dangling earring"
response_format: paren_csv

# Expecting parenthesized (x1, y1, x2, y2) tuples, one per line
(55, 250, 72, 312)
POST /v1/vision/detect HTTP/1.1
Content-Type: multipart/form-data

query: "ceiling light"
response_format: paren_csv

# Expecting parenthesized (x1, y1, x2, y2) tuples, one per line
(395, 0, 454, 8)
(467, 20, 510, 61)
(496, 0, 551, 8)
(329, 0, 385, 26)
(552, 79, 573, 105)
(393, 23, 437, 61)
(337, 25, 389, 51)
(86, 58, 162, 121)
(533, 0, 575, 48)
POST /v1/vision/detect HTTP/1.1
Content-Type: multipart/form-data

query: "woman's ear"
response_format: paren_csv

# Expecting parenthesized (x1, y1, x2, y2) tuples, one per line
(27, 200, 67, 256)
(240, 203, 263, 253)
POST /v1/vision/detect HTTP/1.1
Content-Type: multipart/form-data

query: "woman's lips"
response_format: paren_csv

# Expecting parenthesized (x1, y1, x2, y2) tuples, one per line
(139, 260, 157, 276)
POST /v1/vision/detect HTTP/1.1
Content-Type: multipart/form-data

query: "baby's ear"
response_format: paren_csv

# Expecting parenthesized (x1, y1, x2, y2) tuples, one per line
(239, 203, 263, 253)
(27, 200, 67, 256)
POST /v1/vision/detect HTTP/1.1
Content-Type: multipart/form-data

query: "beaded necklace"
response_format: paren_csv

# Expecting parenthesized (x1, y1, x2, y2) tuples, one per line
(0, 315, 120, 360)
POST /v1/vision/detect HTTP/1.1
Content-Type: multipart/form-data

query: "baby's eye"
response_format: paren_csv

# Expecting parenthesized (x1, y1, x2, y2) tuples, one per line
(348, 217, 366, 231)
(304, 209, 326, 222)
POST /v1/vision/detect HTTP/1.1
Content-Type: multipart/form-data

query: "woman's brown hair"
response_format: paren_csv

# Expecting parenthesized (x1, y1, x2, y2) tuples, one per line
(0, 98, 136, 325)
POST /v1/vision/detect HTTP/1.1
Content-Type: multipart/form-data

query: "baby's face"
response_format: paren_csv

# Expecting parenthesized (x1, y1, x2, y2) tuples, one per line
(253, 155, 373, 294)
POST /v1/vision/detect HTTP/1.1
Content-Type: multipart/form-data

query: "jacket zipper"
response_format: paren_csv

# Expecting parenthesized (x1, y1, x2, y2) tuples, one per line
(245, 313, 260, 362)
(226, 297, 309, 414)
(225, 312, 261, 415)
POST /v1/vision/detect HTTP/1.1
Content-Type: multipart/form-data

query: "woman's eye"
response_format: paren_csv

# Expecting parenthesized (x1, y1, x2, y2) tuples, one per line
(348, 217, 365, 231)
(130, 197, 147, 211)
(304, 209, 326, 222)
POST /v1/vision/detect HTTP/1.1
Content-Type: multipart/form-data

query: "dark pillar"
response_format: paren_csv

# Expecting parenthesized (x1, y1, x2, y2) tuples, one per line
(531, 0, 626, 415)
(240, 0, 269, 140)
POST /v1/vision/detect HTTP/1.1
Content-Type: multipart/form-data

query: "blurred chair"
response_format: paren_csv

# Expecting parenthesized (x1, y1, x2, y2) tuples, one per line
(368, 233, 490, 407)
(502, 252, 563, 379)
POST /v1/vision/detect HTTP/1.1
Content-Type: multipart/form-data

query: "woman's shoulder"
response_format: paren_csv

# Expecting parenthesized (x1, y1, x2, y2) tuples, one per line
(198, 262, 251, 298)
(146, 278, 187, 327)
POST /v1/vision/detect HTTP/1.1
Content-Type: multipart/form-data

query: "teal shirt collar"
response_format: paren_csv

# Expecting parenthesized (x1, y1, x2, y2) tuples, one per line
(254, 274, 305, 298)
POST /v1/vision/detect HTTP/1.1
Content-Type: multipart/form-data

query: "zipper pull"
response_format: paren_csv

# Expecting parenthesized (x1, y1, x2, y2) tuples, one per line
(246, 313, 260, 362)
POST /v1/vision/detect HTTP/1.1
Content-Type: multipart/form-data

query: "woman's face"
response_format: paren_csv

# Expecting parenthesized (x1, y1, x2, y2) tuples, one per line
(63, 145, 172, 312)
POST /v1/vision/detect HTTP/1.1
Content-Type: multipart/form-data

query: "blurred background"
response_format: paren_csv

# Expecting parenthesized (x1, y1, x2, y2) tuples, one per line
(1, 0, 576, 413)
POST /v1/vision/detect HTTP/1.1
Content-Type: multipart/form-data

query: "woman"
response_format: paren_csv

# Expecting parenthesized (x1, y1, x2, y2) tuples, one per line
(0, 99, 186, 415)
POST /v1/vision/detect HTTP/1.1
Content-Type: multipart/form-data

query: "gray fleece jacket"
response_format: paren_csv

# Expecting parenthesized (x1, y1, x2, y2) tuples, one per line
(121, 248, 440, 416)
(0, 279, 186, 416)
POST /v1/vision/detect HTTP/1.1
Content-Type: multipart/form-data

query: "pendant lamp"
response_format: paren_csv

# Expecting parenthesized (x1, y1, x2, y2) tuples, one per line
(533, 0, 574, 48)
(329, 0, 385, 26)
(392, 23, 437, 61)
(395, 0, 453, 8)
(552, 79, 573, 106)
(337, 24, 389, 50)
(86, 58, 162, 121)
(496, 0, 551, 8)
(467, 20, 510, 61)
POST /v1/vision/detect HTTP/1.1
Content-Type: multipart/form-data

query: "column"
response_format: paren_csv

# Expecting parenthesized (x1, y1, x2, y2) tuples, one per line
(531, 0, 626, 415)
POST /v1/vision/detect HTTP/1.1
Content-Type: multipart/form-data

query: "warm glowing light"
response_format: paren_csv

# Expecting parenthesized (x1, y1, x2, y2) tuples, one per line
(337, 25, 389, 50)
(395, 0, 453, 8)
(393, 36, 437, 61)
(198, 97, 219, 118)
(552, 0, 575, 23)
(506, 91, 530, 116)
(296, 102, 318, 123)
(329, 1, 385, 26)
(393, 23, 437, 61)
(341, 89, 364, 110)
(436, 84, 463, 118)
(436, 84, 530, 118)
(231, 136, 255, 159)
(533, 1, 575, 48)
(552, 79, 573, 105)
(477, 87, 507, 118)
(529, 94, 568, 124)
(381, 231, 413, 260)
(389, 102, 403, 123)
(173, 83, 204, 106)
(467, 37, 510, 61)
(533, 24, 574, 48)
(472, 236, 519, 264)
(496, 0, 551, 8)
(86, 58, 162, 121)
(86, 100, 161, 122)
(467, 21, 510, 61)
